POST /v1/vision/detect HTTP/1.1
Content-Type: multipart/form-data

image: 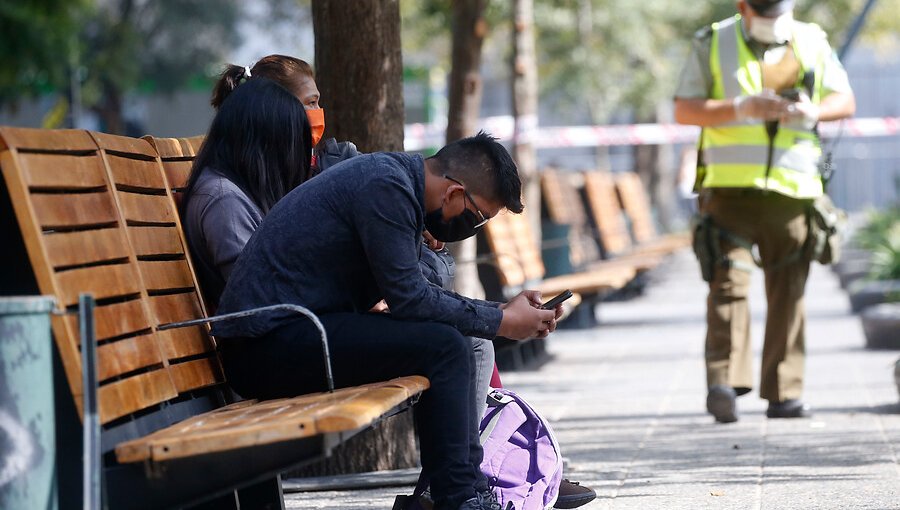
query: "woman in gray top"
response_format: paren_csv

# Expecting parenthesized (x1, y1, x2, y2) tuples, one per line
(181, 77, 312, 307)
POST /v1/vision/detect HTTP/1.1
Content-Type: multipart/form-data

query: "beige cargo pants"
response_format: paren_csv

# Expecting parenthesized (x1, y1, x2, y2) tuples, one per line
(701, 188, 812, 403)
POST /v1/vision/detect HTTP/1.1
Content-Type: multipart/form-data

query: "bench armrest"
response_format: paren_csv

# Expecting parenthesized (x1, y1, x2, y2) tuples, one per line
(158, 304, 335, 393)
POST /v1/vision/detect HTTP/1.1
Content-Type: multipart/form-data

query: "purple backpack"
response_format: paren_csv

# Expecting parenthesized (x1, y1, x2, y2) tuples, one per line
(480, 388, 563, 510)
(393, 389, 563, 510)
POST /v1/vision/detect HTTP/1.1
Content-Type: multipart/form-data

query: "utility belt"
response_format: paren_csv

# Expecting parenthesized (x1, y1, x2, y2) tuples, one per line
(690, 192, 845, 282)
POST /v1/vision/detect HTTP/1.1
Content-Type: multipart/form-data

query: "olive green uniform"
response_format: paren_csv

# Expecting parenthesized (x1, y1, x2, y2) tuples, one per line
(676, 18, 851, 402)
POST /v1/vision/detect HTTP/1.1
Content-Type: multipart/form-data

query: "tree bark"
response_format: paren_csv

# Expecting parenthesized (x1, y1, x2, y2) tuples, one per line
(632, 102, 677, 233)
(511, 0, 540, 243)
(312, 0, 405, 152)
(295, 0, 417, 477)
(446, 0, 488, 300)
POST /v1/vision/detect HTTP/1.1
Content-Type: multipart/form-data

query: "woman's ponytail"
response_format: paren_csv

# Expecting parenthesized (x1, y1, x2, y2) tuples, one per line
(211, 64, 251, 110)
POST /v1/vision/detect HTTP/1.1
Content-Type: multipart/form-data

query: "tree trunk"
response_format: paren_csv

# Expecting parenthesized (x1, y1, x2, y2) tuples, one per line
(93, 80, 125, 135)
(295, 0, 417, 477)
(511, 0, 540, 244)
(632, 102, 677, 233)
(446, 0, 488, 300)
(312, 0, 404, 152)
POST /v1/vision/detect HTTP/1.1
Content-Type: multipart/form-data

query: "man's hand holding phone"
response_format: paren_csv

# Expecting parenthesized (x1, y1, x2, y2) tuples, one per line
(498, 291, 558, 340)
(497, 290, 572, 340)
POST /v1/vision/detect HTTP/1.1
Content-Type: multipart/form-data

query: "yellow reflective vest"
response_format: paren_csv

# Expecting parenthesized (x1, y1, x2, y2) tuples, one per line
(699, 15, 828, 198)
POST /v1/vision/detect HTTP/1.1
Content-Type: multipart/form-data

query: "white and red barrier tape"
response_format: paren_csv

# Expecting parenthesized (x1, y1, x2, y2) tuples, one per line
(403, 116, 900, 151)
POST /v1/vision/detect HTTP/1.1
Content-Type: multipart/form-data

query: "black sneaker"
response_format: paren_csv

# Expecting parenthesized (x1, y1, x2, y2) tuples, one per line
(766, 399, 811, 418)
(706, 384, 738, 423)
(554, 479, 597, 508)
(457, 491, 504, 510)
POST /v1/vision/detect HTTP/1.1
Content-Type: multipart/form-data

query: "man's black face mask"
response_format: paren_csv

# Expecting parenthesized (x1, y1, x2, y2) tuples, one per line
(424, 207, 482, 243)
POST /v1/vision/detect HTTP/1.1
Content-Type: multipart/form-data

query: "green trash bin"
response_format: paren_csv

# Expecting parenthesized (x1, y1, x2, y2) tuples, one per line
(0, 296, 58, 510)
(541, 221, 572, 278)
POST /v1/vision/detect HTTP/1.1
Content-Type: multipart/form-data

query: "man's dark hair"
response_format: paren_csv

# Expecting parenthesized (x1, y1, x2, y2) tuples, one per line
(427, 131, 523, 213)
(183, 77, 312, 214)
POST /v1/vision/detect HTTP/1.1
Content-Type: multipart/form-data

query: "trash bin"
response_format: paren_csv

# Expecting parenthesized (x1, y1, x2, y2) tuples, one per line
(0, 296, 57, 510)
(541, 221, 572, 278)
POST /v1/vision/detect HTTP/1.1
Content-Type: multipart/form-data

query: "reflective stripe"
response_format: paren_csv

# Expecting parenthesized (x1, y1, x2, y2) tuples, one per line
(704, 125, 819, 148)
(716, 18, 741, 99)
(704, 165, 823, 198)
(705, 144, 821, 175)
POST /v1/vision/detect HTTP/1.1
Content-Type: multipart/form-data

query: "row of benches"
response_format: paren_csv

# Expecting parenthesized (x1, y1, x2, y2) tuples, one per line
(0, 125, 687, 509)
(478, 170, 689, 331)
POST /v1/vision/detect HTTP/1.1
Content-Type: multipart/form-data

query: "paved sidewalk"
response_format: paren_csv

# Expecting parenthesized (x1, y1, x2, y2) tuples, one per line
(286, 250, 900, 509)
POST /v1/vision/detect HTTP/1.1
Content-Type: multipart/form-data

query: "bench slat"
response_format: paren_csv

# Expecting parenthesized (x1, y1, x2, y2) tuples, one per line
(139, 259, 195, 291)
(162, 159, 193, 190)
(62, 298, 151, 341)
(118, 192, 175, 224)
(92, 131, 158, 159)
(180, 136, 204, 156)
(99, 369, 178, 424)
(169, 357, 222, 393)
(43, 228, 130, 268)
(107, 154, 167, 191)
(114, 376, 429, 463)
(129, 225, 184, 257)
(19, 153, 107, 189)
(32, 192, 118, 229)
(150, 292, 204, 325)
(141, 136, 185, 159)
(0, 127, 96, 151)
(97, 335, 166, 382)
(158, 327, 215, 360)
(55, 263, 141, 306)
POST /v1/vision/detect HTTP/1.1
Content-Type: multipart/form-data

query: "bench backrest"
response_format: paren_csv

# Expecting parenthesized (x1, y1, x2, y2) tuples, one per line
(0, 127, 222, 425)
(540, 169, 600, 268)
(582, 171, 634, 256)
(482, 210, 546, 288)
(614, 172, 657, 245)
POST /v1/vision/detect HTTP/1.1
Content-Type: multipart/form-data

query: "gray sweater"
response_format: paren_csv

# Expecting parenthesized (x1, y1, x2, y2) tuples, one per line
(212, 152, 503, 339)
(182, 168, 263, 307)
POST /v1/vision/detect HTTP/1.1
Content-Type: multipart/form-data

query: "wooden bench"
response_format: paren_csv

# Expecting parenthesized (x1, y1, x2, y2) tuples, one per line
(583, 170, 688, 260)
(613, 172, 691, 253)
(0, 126, 429, 509)
(541, 169, 663, 273)
(480, 207, 636, 329)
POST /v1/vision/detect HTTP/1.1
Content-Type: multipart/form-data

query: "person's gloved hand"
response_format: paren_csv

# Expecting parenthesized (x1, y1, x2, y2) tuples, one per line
(733, 91, 790, 121)
(781, 92, 820, 129)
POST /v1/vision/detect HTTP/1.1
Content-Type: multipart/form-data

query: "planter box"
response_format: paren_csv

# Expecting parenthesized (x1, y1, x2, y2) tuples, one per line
(848, 279, 900, 313)
(860, 303, 900, 349)
(836, 259, 872, 289)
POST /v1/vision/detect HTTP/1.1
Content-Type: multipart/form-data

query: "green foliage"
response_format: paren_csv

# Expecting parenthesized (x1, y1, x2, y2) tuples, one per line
(856, 207, 900, 280)
(1, 0, 242, 122)
(0, 0, 87, 103)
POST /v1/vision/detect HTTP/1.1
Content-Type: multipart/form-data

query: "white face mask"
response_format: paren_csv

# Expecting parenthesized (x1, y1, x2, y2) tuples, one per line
(749, 12, 794, 45)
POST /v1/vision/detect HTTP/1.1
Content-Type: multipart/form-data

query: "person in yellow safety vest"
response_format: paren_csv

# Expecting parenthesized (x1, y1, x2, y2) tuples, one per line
(674, 0, 855, 423)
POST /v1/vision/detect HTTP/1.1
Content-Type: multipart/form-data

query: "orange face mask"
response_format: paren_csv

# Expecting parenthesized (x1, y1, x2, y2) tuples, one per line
(306, 108, 325, 147)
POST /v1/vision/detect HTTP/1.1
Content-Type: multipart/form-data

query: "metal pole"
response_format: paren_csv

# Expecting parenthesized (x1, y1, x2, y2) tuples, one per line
(838, 0, 879, 61)
(79, 294, 100, 510)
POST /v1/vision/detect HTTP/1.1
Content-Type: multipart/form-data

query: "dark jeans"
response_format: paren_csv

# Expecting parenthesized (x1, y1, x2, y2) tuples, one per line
(219, 312, 488, 510)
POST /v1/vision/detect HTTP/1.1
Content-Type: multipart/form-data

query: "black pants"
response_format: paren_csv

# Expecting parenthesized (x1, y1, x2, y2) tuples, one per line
(219, 312, 488, 510)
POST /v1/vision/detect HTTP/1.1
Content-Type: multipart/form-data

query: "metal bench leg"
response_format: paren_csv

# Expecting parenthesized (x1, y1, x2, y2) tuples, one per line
(236, 475, 285, 510)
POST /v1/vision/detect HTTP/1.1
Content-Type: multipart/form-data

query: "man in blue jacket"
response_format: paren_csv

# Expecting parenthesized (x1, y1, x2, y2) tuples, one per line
(214, 132, 561, 510)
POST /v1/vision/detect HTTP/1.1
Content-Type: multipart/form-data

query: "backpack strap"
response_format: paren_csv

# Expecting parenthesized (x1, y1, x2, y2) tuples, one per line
(480, 391, 515, 444)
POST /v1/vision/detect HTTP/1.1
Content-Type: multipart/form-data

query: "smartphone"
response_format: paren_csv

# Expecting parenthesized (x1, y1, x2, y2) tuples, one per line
(541, 290, 573, 310)
(779, 88, 801, 102)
